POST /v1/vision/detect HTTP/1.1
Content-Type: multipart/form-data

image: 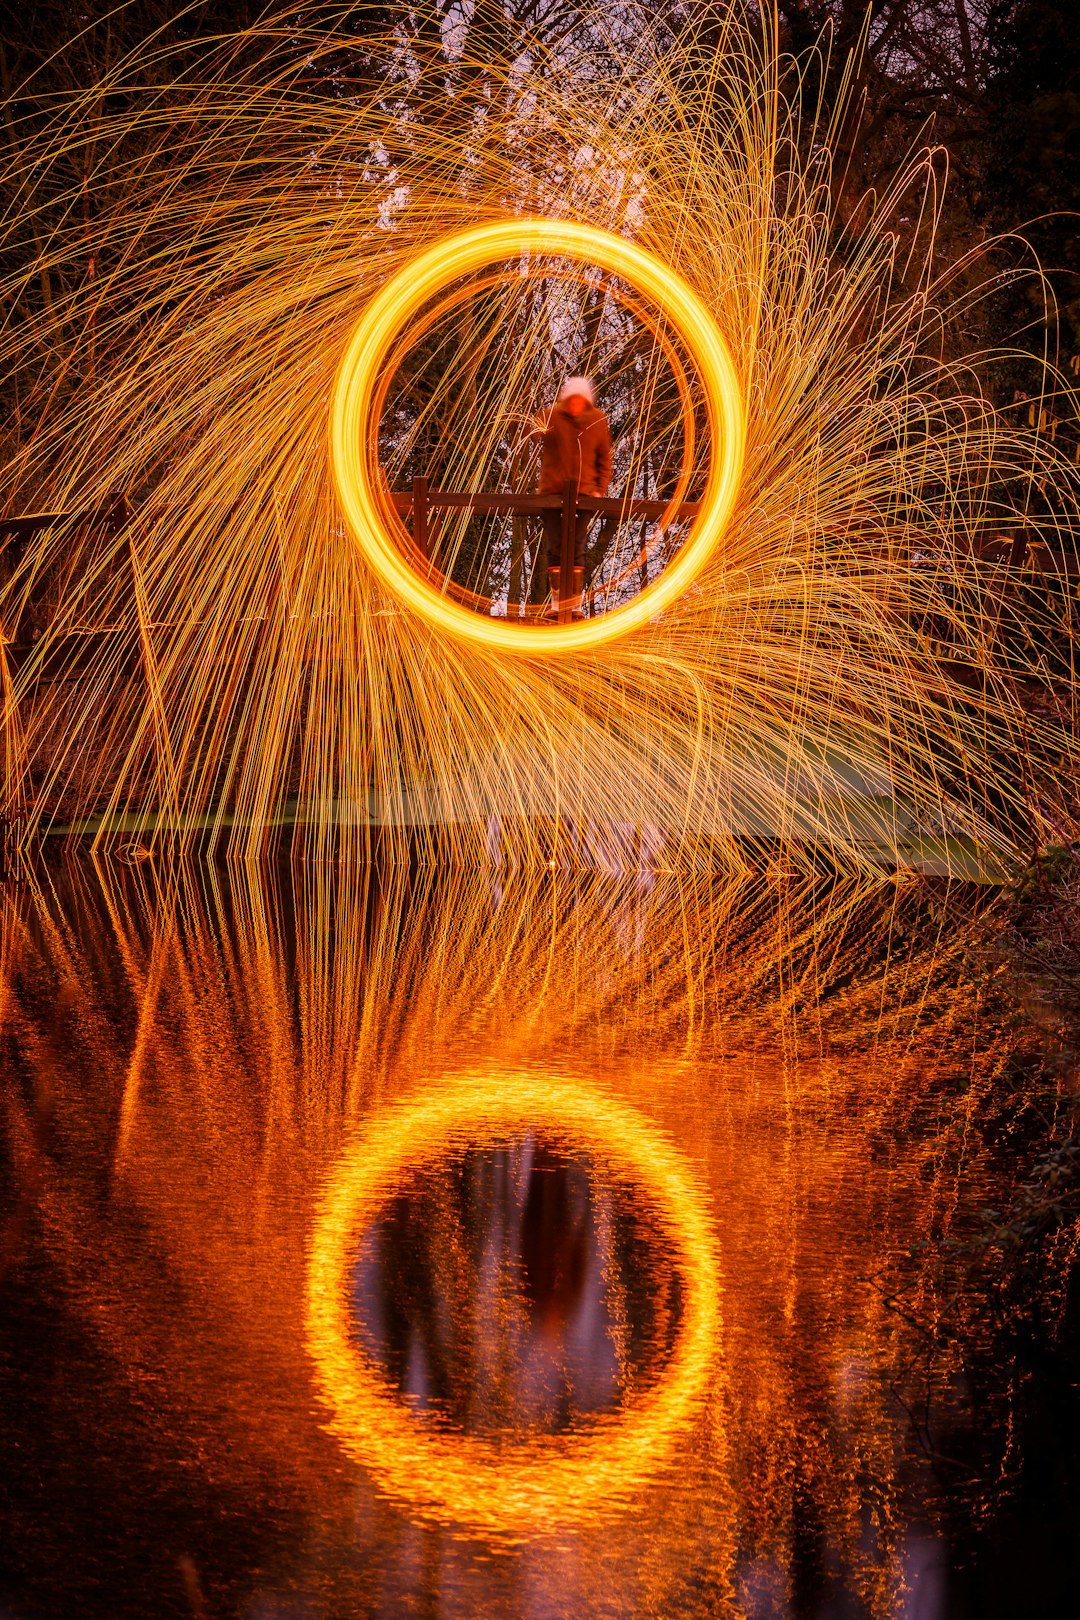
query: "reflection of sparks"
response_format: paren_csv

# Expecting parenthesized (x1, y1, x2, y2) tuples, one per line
(4, 860, 1027, 1608)
(330, 218, 745, 654)
(305, 1071, 720, 1536)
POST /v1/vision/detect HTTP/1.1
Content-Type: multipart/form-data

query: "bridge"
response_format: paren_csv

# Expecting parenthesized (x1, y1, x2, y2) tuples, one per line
(0, 488, 1072, 663)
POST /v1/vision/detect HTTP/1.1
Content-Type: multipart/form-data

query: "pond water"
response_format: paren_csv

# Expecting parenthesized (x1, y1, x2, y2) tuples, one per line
(1, 859, 1077, 1618)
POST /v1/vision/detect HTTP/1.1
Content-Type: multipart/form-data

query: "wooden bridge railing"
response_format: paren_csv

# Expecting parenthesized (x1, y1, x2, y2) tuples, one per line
(390, 477, 701, 623)
(389, 481, 1080, 620)
(0, 494, 131, 542)
(0, 486, 699, 633)
(389, 481, 700, 526)
(393, 476, 705, 622)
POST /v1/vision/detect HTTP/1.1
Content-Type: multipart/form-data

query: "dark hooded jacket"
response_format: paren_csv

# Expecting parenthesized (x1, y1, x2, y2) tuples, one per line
(538, 401, 613, 498)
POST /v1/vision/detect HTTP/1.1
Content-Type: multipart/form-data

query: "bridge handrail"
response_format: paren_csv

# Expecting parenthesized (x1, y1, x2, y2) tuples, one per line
(388, 488, 701, 523)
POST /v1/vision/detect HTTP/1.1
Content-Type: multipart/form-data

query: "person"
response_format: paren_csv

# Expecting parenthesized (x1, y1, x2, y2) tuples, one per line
(537, 375, 613, 618)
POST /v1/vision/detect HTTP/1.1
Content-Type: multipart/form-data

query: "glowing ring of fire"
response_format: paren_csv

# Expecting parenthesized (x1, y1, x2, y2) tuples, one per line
(330, 219, 745, 654)
(305, 1073, 720, 1535)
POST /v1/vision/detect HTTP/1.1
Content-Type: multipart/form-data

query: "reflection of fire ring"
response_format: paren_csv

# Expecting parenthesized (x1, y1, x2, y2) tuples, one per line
(305, 1073, 720, 1536)
(330, 219, 745, 655)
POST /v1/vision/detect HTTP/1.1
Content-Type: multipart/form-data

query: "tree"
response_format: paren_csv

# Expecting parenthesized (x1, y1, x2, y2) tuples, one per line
(984, 0, 1080, 358)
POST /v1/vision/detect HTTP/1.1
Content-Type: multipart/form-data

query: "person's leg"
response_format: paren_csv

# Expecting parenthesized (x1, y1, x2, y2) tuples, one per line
(574, 512, 590, 570)
(571, 514, 590, 618)
(542, 510, 561, 616)
(542, 509, 563, 575)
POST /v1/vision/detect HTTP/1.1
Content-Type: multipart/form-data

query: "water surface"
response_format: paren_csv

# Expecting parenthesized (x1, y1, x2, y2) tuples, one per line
(1, 860, 1075, 1617)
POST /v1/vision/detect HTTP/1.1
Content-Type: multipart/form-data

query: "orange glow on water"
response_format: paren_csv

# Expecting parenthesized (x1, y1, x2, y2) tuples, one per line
(305, 1071, 720, 1535)
(2, 861, 1030, 1612)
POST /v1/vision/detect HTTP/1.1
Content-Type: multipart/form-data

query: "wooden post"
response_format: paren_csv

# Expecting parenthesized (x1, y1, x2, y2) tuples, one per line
(1009, 526, 1029, 569)
(106, 490, 131, 534)
(413, 475, 429, 561)
(558, 478, 577, 624)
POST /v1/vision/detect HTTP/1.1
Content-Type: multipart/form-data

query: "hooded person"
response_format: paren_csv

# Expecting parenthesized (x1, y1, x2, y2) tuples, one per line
(537, 376, 613, 618)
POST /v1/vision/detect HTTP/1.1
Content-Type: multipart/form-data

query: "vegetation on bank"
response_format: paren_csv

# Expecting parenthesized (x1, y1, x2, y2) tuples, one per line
(963, 845, 1080, 1303)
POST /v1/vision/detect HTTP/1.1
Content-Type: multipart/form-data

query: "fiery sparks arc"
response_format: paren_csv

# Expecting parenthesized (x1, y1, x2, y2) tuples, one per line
(330, 218, 745, 653)
(0, 4, 1077, 866)
(304, 1073, 720, 1536)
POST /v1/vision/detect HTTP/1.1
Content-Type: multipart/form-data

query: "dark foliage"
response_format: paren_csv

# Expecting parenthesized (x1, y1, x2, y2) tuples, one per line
(984, 0, 1080, 355)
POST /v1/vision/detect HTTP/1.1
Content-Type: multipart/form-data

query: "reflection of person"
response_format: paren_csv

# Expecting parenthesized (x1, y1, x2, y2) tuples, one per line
(521, 1144, 589, 1339)
(538, 376, 613, 618)
(359, 1138, 621, 1433)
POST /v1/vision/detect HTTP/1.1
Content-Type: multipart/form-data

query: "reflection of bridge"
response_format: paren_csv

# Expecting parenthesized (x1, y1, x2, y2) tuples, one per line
(389, 477, 702, 623)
